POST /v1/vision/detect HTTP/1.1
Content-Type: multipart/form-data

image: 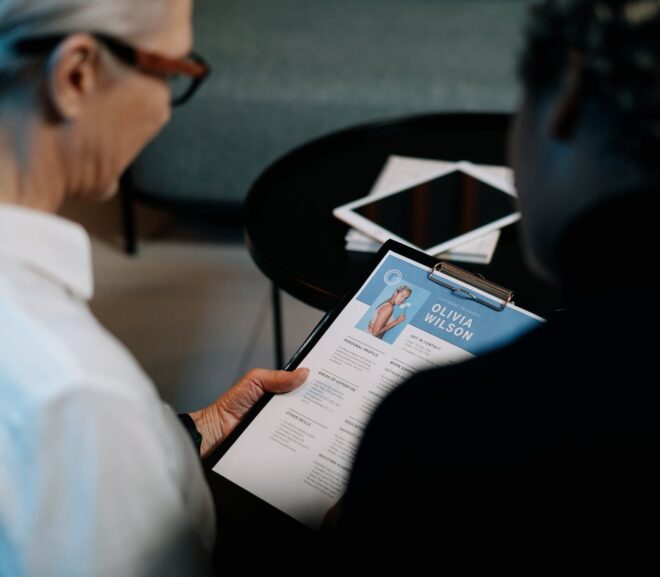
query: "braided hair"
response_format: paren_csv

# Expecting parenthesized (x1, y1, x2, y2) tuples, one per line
(519, 0, 660, 166)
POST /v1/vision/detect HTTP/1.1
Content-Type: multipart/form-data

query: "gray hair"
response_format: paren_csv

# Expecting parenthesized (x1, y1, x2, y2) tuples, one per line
(0, 0, 168, 83)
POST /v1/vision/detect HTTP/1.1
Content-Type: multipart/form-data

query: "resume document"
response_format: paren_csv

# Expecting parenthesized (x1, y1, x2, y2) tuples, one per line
(214, 251, 542, 528)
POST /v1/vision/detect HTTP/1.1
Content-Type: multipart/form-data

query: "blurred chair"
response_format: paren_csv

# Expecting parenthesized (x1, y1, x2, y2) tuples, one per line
(122, 0, 528, 253)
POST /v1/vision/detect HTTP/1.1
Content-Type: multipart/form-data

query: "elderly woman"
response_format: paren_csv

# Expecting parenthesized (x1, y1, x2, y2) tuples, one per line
(0, 1, 307, 575)
(331, 0, 660, 568)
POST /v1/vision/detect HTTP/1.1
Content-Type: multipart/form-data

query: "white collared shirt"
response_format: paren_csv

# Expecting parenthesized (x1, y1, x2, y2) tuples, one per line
(0, 205, 216, 577)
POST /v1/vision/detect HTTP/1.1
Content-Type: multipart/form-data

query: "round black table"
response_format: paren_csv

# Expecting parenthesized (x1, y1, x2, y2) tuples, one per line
(245, 113, 561, 366)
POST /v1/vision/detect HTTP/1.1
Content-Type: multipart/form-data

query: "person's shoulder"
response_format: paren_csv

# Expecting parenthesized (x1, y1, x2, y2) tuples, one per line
(1, 289, 158, 410)
(375, 322, 555, 420)
(1, 297, 81, 411)
(0, 304, 156, 431)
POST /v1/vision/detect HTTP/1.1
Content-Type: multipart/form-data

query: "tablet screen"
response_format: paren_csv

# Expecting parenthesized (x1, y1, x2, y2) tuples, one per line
(352, 170, 517, 250)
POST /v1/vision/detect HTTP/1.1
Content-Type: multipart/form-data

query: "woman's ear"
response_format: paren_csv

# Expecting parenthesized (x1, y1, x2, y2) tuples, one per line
(549, 49, 585, 141)
(45, 34, 101, 120)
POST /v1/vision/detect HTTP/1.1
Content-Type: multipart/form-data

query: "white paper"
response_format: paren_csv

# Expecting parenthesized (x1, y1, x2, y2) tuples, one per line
(214, 250, 542, 529)
(345, 228, 501, 264)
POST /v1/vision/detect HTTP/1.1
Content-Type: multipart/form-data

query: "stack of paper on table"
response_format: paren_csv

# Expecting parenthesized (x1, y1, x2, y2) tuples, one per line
(344, 156, 516, 265)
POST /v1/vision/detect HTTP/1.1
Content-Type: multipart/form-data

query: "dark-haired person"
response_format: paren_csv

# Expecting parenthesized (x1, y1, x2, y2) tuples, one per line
(332, 0, 660, 566)
(0, 1, 308, 576)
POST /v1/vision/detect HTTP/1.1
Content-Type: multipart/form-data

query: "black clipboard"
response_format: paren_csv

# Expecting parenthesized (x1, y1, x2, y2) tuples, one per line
(204, 239, 514, 536)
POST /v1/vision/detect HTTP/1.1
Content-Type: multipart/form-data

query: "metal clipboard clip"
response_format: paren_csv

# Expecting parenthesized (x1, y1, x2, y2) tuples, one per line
(428, 262, 513, 312)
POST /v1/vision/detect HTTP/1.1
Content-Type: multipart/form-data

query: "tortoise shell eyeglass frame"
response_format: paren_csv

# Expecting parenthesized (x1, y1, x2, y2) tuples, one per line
(13, 32, 211, 106)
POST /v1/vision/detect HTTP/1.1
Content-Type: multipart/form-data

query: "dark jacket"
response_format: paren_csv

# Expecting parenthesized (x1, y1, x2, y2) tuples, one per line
(332, 190, 660, 568)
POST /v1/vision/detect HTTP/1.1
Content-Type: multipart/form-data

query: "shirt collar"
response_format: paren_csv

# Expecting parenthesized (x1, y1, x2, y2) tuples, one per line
(0, 204, 94, 300)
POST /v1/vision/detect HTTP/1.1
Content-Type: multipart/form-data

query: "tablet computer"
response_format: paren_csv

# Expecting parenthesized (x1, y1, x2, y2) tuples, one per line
(332, 161, 520, 255)
(207, 241, 543, 533)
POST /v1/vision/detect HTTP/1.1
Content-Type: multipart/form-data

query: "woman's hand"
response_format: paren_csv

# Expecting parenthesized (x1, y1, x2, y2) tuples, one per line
(189, 367, 309, 458)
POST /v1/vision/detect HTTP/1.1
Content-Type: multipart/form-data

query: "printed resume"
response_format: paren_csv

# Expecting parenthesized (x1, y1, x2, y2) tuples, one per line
(213, 251, 542, 528)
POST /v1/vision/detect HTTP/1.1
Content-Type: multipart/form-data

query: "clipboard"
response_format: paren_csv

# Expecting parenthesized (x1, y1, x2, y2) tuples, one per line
(206, 240, 540, 535)
(429, 261, 513, 312)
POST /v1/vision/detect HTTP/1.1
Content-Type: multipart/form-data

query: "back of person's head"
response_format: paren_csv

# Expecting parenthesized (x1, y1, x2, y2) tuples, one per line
(0, 0, 167, 103)
(520, 0, 660, 169)
(513, 0, 660, 282)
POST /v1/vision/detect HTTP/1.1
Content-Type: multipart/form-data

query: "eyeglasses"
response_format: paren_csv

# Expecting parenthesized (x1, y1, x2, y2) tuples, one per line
(13, 33, 211, 107)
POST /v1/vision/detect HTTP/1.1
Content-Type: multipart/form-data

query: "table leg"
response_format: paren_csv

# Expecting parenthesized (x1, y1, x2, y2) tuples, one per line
(272, 284, 284, 369)
(120, 171, 137, 256)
